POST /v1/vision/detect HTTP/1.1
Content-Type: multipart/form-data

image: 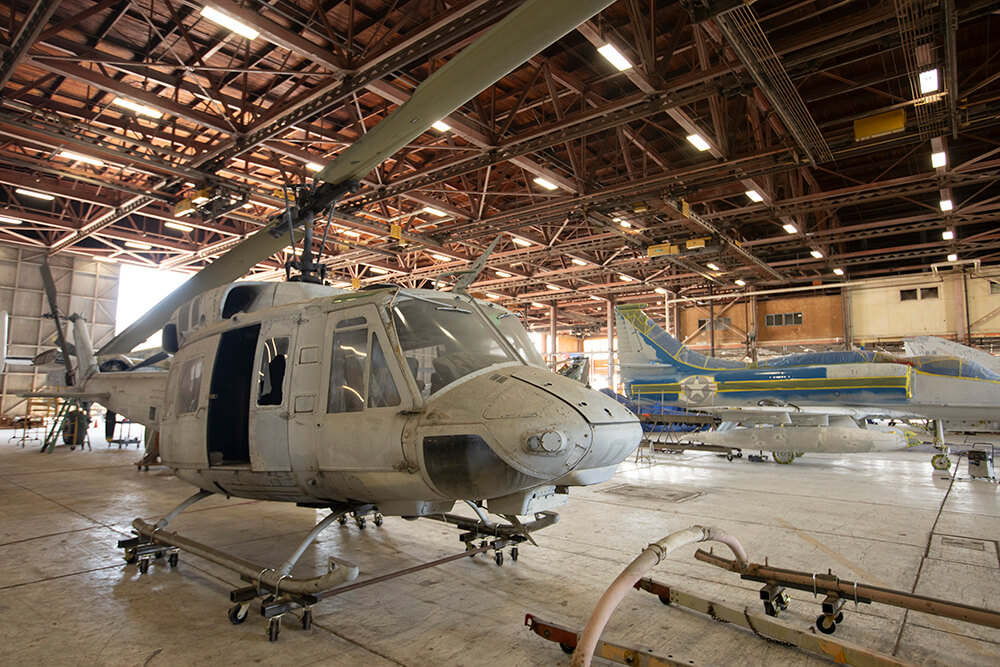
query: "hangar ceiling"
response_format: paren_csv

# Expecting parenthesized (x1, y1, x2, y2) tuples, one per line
(0, 0, 998, 334)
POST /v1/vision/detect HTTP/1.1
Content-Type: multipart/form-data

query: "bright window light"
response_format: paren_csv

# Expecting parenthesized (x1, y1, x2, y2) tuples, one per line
(116, 264, 189, 348)
(597, 43, 632, 71)
(431, 120, 451, 132)
(422, 206, 447, 217)
(833, 268, 845, 276)
(706, 262, 721, 271)
(942, 229, 954, 240)
(369, 267, 389, 275)
(495, 270, 512, 278)
(947, 253, 958, 262)
(810, 249, 824, 258)
(511, 237, 532, 247)
(931, 151, 946, 169)
(200, 6, 259, 40)
(15, 188, 54, 201)
(745, 189, 764, 203)
(734, 279, 746, 286)
(919, 68, 939, 95)
(940, 199, 953, 211)
(619, 274, 634, 282)
(0, 214, 21, 224)
(533, 176, 559, 191)
(686, 134, 711, 151)
(431, 254, 451, 262)
(58, 150, 104, 166)
(125, 241, 152, 250)
(571, 258, 587, 266)
(165, 221, 193, 232)
(305, 162, 322, 172)
(112, 97, 163, 119)
(783, 223, 798, 234)
(546, 284, 561, 291)
(654, 287, 668, 295)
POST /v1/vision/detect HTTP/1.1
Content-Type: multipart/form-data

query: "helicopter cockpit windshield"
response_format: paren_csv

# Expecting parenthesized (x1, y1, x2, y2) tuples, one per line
(392, 296, 521, 397)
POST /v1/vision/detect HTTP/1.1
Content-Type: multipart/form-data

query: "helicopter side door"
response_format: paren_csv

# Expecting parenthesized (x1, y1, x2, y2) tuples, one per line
(315, 306, 414, 483)
(248, 319, 296, 471)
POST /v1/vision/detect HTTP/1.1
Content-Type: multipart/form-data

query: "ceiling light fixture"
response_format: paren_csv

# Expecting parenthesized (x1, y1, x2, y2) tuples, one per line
(940, 199, 953, 211)
(421, 206, 447, 217)
(0, 214, 21, 224)
(686, 134, 711, 151)
(597, 43, 632, 71)
(745, 189, 763, 203)
(571, 258, 587, 266)
(165, 221, 193, 232)
(619, 220, 632, 229)
(619, 274, 634, 282)
(919, 68, 939, 95)
(369, 267, 389, 275)
(589, 295, 603, 301)
(305, 162, 322, 172)
(654, 287, 668, 295)
(495, 270, 512, 278)
(546, 284, 561, 291)
(942, 229, 954, 240)
(58, 150, 104, 166)
(511, 236, 532, 247)
(341, 230, 361, 238)
(15, 188, 54, 201)
(532, 176, 559, 191)
(706, 262, 720, 271)
(734, 279, 746, 286)
(124, 241, 152, 250)
(431, 120, 451, 132)
(833, 268, 845, 276)
(200, 6, 260, 40)
(810, 249, 824, 258)
(931, 151, 946, 169)
(531, 302, 547, 309)
(947, 253, 958, 262)
(783, 223, 798, 234)
(112, 97, 163, 118)
(431, 253, 451, 262)
(92, 255, 117, 263)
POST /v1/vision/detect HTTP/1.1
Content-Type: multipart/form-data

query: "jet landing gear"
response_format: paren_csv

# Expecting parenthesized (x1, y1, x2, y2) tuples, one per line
(931, 420, 952, 470)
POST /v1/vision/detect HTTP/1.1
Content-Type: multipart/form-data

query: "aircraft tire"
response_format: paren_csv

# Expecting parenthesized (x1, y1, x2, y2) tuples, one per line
(931, 454, 951, 470)
(773, 450, 796, 465)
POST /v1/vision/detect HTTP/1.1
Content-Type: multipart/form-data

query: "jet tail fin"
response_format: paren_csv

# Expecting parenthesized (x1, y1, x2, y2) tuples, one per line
(69, 315, 99, 380)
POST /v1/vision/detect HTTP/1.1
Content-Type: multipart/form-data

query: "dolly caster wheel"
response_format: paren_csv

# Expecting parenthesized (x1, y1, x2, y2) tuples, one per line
(511, 546, 518, 562)
(228, 604, 248, 625)
(494, 551, 504, 567)
(374, 513, 383, 527)
(337, 515, 347, 525)
(658, 595, 671, 606)
(267, 618, 281, 642)
(124, 550, 137, 564)
(301, 609, 313, 630)
(931, 454, 951, 470)
(726, 454, 733, 461)
(835, 611, 844, 623)
(138, 559, 149, 574)
(168, 552, 179, 568)
(816, 614, 837, 634)
(356, 517, 366, 530)
(560, 642, 575, 655)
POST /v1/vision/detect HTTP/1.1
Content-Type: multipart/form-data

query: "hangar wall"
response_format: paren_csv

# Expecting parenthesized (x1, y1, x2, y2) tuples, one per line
(0, 248, 118, 416)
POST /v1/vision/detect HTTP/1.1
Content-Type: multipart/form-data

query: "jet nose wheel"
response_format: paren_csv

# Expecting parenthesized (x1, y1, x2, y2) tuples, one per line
(931, 454, 951, 470)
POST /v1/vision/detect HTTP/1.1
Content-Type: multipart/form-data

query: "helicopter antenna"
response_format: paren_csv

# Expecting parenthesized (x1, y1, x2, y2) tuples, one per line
(435, 235, 502, 293)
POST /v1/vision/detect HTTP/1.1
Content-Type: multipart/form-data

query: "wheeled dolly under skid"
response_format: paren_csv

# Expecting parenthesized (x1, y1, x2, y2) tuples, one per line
(337, 508, 383, 530)
(118, 536, 180, 573)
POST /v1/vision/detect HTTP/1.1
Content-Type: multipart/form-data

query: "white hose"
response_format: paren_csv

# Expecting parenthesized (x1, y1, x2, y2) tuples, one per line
(570, 525, 748, 667)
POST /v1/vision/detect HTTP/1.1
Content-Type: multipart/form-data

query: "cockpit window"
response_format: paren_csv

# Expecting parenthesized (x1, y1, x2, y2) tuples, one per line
(483, 303, 546, 368)
(392, 297, 516, 397)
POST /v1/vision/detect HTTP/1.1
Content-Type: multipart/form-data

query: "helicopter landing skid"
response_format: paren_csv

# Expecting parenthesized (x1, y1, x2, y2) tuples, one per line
(421, 510, 560, 567)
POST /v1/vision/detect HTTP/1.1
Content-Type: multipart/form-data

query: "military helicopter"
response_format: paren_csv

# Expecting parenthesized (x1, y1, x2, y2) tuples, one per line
(23, 0, 641, 639)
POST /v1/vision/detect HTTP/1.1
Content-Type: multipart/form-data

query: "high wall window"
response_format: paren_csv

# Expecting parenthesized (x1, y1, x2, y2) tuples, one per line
(991, 282, 1000, 295)
(696, 317, 731, 329)
(765, 312, 803, 327)
(900, 287, 938, 301)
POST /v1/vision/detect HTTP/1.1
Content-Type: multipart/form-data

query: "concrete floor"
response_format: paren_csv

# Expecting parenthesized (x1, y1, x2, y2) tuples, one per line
(1, 427, 998, 666)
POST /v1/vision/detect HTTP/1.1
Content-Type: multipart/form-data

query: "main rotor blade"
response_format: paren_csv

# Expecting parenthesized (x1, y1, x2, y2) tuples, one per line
(315, 0, 615, 187)
(98, 0, 614, 356)
(39, 261, 76, 385)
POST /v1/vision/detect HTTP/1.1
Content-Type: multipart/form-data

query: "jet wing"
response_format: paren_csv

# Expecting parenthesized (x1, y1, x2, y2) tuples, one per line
(695, 404, 918, 426)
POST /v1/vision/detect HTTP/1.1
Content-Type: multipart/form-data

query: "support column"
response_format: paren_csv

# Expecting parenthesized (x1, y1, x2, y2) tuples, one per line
(841, 286, 854, 350)
(708, 286, 716, 358)
(749, 294, 759, 363)
(607, 298, 615, 392)
(549, 303, 557, 364)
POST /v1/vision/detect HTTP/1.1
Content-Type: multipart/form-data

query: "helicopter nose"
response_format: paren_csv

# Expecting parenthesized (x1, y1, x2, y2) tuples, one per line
(417, 367, 640, 499)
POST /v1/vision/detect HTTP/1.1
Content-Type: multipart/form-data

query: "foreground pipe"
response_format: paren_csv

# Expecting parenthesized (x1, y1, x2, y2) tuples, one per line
(570, 525, 748, 667)
(133, 518, 358, 595)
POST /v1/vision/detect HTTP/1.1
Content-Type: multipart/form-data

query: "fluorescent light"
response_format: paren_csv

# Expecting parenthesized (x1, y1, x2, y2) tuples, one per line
(942, 229, 954, 240)
(597, 43, 632, 71)
(619, 220, 632, 229)
(511, 237, 532, 247)
(745, 189, 763, 203)
(93, 255, 117, 263)
(431, 254, 451, 262)
(305, 162, 322, 172)
(200, 6, 259, 40)
(940, 199, 953, 211)
(485, 293, 500, 299)
(531, 302, 547, 309)
(919, 68, 939, 95)
(58, 150, 104, 166)
(654, 287, 668, 295)
(931, 151, 946, 169)
(706, 262, 721, 271)
(369, 267, 389, 275)
(810, 250, 824, 258)
(342, 230, 360, 237)
(833, 268, 845, 276)
(165, 221, 193, 232)
(782, 223, 798, 234)
(533, 176, 558, 191)
(15, 188, 54, 201)
(431, 120, 451, 132)
(0, 214, 21, 224)
(124, 241, 151, 250)
(734, 279, 746, 286)
(619, 274, 634, 282)
(546, 284, 561, 291)
(589, 295, 603, 301)
(243, 202, 254, 208)
(571, 258, 587, 266)
(495, 270, 512, 278)
(947, 253, 958, 262)
(686, 134, 711, 151)
(112, 97, 163, 118)
(421, 206, 447, 217)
